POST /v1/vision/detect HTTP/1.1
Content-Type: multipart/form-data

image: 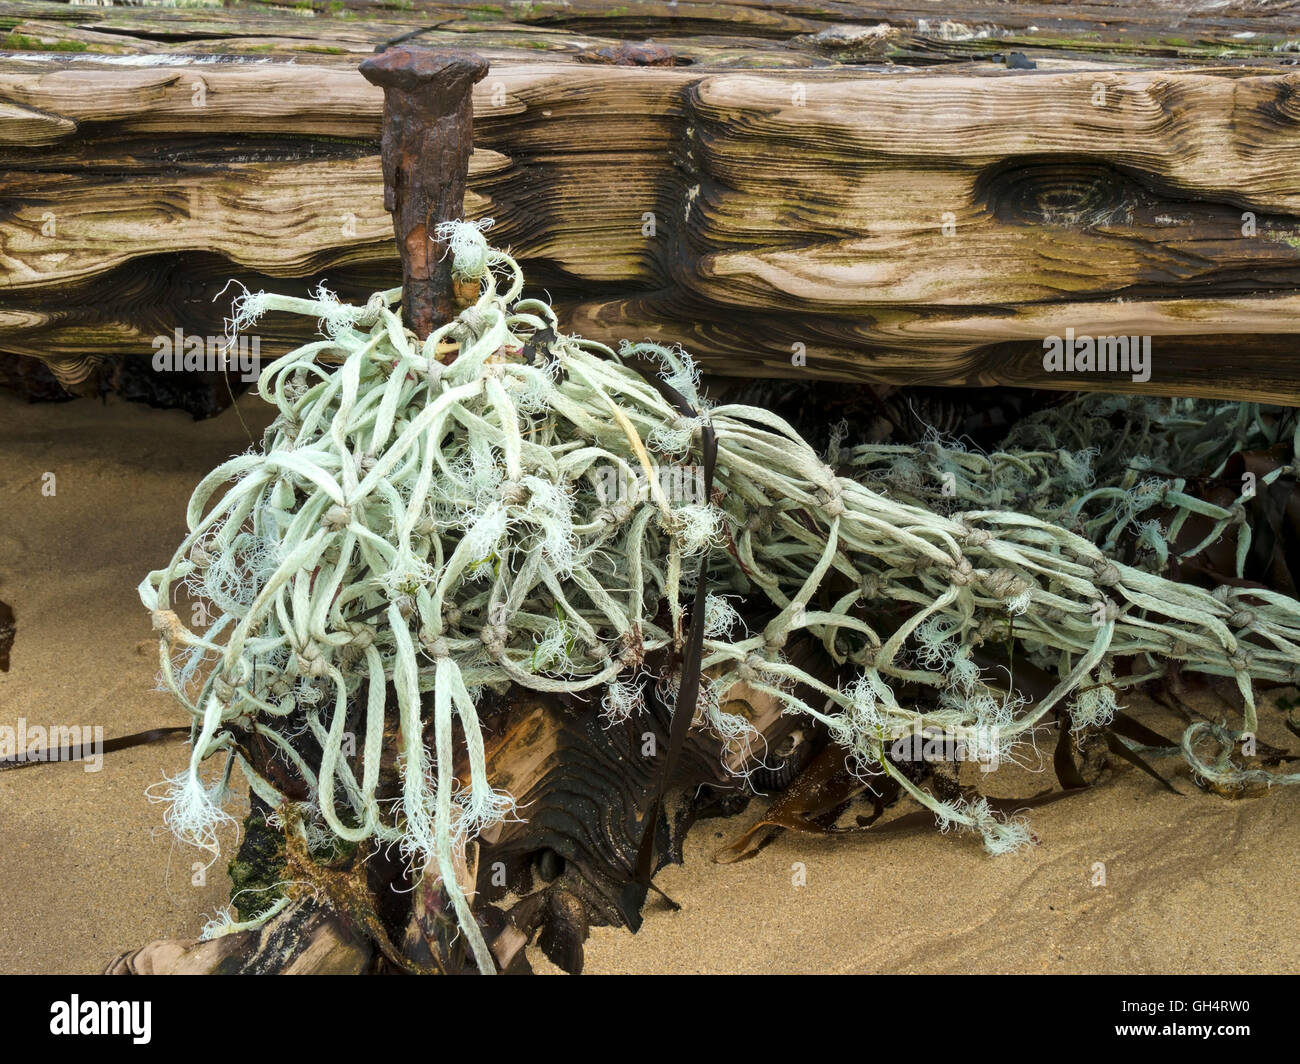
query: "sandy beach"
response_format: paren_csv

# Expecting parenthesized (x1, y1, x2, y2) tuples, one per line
(2, 389, 1297, 975)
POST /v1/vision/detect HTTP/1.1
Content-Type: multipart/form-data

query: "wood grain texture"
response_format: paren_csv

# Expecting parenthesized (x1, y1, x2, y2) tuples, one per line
(104, 897, 375, 975)
(5, 1, 1300, 65)
(101, 674, 816, 975)
(3, 3, 1300, 403)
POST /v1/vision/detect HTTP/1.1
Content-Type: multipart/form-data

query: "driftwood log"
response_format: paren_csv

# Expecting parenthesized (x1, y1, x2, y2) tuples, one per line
(106, 675, 825, 975)
(3, 1, 1300, 403)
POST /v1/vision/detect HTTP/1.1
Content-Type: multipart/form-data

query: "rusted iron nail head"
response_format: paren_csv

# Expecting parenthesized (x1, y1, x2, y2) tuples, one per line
(359, 47, 489, 95)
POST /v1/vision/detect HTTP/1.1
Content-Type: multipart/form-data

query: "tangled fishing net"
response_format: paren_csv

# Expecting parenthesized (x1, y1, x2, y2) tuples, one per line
(142, 224, 1300, 973)
(845, 394, 1299, 576)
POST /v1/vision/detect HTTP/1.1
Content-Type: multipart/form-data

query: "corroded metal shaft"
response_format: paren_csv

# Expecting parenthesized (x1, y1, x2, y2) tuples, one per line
(360, 47, 488, 340)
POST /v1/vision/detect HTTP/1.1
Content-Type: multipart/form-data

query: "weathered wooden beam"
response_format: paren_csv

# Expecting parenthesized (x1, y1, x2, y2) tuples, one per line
(3, 46, 1300, 402)
(5, 1, 1300, 65)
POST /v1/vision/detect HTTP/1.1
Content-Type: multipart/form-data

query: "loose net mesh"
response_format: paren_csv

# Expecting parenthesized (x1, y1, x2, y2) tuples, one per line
(141, 224, 1300, 972)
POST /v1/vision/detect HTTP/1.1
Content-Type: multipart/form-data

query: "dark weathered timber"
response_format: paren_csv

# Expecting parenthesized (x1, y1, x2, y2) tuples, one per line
(7, 1, 1300, 66)
(359, 47, 487, 338)
(6, 2, 1300, 404)
(0, 598, 14, 672)
(104, 897, 375, 975)
(103, 676, 817, 975)
(6, 56, 1300, 404)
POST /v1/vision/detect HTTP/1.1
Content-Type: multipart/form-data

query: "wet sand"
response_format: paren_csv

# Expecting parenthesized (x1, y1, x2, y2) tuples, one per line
(2, 389, 1296, 975)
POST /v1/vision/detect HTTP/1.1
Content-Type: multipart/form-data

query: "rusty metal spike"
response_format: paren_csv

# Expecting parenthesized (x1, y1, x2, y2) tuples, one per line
(360, 47, 489, 340)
